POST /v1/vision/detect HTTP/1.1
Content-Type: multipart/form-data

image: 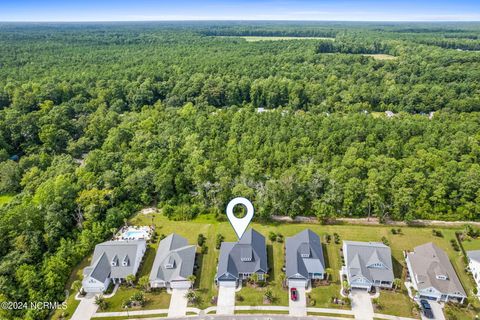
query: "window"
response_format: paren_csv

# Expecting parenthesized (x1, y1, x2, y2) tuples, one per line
(436, 275, 448, 280)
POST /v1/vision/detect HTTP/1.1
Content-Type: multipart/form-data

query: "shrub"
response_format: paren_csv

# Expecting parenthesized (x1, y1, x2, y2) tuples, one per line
(334, 233, 340, 244)
(381, 236, 389, 246)
(432, 229, 443, 237)
(215, 234, 224, 249)
(268, 231, 277, 242)
(197, 233, 206, 246)
(276, 234, 284, 243)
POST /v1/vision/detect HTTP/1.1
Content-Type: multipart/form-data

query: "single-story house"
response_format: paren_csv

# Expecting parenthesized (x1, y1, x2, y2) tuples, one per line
(149, 233, 196, 289)
(215, 228, 268, 287)
(467, 250, 480, 298)
(82, 239, 147, 293)
(342, 241, 394, 291)
(285, 229, 325, 288)
(406, 242, 466, 303)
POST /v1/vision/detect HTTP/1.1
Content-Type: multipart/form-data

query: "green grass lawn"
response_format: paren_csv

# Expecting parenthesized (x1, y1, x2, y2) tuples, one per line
(65, 212, 480, 319)
(375, 290, 418, 318)
(101, 287, 171, 312)
(0, 194, 14, 206)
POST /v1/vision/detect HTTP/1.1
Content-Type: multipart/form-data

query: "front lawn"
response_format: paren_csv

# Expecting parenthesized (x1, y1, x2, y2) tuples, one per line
(375, 290, 418, 318)
(101, 287, 170, 312)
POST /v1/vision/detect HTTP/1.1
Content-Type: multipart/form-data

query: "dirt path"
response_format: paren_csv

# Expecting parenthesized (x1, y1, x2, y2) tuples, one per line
(271, 215, 480, 228)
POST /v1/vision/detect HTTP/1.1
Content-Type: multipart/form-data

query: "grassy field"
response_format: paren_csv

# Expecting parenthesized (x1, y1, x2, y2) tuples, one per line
(238, 36, 335, 42)
(64, 211, 480, 319)
(363, 54, 397, 60)
(0, 194, 14, 206)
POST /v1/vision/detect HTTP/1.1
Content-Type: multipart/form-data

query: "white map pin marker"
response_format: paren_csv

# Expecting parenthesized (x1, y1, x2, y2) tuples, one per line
(226, 197, 254, 240)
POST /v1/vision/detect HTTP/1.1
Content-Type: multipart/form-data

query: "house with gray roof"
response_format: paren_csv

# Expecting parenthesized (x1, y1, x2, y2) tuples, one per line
(215, 228, 268, 287)
(406, 243, 466, 303)
(342, 241, 394, 291)
(467, 250, 480, 298)
(82, 239, 147, 293)
(285, 229, 325, 288)
(149, 234, 196, 289)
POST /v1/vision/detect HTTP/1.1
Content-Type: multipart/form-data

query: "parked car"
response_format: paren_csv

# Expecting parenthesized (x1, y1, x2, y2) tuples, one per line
(420, 299, 434, 319)
(290, 287, 298, 301)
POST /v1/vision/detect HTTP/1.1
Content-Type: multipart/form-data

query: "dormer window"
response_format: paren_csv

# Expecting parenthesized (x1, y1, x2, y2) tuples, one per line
(368, 262, 385, 269)
(299, 243, 310, 258)
(241, 247, 253, 262)
(165, 255, 175, 269)
(122, 255, 130, 267)
(111, 255, 118, 267)
(436, 274, 448, 280)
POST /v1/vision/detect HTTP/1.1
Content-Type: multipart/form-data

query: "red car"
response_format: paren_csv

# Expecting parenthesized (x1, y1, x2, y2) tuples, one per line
(290, 287, 298, 301)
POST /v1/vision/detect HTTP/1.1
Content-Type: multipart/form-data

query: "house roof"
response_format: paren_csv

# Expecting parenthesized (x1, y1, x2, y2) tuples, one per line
(84, 239, 146, 281)
(467, 250, 480, 264)
(407, 242, 466, 297)
(286, 229, 325, 279)
(149, 234, 196, 283)
(343, 241, 394, 284)
(216, 228, 267, 281)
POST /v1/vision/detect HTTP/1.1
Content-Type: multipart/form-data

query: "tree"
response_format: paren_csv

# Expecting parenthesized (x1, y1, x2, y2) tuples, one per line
(125, 274, 136, 287)
(95, 295, 108, 311)
(187, 274, 196, 288)
(264, 289, 274, 303)
(185, 289, 198, 304)
(393, 278, 402, 291)
(138, 275, 150, 292)
(325, 268, 334, 281)
(71, 280, 82, 294)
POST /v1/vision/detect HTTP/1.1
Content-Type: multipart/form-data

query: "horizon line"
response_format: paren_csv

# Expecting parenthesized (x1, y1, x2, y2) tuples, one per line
(1, 19, 480, 23)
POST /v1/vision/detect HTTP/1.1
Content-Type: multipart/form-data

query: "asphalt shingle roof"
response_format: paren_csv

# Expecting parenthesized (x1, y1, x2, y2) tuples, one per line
(216, 228, 267, 281)
(407, 242, 466, 297)
(343, 241, 394, 284)
(84, 239, 146, 281)
(285, 229, 325, 280)
(149, 234, 196, 283)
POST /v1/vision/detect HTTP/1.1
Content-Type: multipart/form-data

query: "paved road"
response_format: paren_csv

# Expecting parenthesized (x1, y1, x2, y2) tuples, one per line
(168, 288, 189, 317)
(288, 286, 306, 316)
(71, 294, 98, 320)
(216, 284, 236, 315)
(350, 290, 374, 320)
(170, 316, 346, 320)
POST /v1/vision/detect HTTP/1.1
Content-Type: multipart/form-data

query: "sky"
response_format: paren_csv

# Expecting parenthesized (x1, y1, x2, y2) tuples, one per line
(1, 0, 480, 22)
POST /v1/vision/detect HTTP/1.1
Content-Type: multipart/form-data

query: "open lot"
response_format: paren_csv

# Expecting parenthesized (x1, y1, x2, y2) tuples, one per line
(64, 212, 480, 319)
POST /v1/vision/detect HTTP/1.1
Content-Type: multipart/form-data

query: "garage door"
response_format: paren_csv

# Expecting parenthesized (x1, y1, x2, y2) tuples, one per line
(171, 281, 191, 289)
(288, 279, 307, 288)
(219, 280, 237, 288)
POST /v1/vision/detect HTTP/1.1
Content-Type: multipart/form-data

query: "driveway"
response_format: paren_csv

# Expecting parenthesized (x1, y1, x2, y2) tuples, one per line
(71, 294, 98, 320)
(168, 288, 189, 317)
(420, 301, 445, 320)
(288, 285, 306, 316)
(350, 289, 374, 320)
(216, 283, 236, 315)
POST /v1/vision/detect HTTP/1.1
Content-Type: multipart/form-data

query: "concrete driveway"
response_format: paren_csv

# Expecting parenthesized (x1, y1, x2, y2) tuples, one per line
(288, 286, 306, 316)
(216, 283, 236, 315)
(71, 294, 98, 320)
(168, 288, 189, 317)
(420, 301, 445, 320)
(350, 289, 374, 320)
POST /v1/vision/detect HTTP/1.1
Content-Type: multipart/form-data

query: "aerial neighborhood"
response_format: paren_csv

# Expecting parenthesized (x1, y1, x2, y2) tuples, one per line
(68, 214, 480, 320)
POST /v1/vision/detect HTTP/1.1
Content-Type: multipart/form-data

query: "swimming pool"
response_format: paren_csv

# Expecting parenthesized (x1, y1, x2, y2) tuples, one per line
(125, 230, 146, 238)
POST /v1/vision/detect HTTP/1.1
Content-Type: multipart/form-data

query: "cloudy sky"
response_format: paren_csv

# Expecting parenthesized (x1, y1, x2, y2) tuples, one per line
(1, 0, 480, 22)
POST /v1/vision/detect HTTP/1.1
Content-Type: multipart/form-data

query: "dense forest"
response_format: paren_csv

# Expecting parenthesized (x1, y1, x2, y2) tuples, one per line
(0, 22, 480, 319)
